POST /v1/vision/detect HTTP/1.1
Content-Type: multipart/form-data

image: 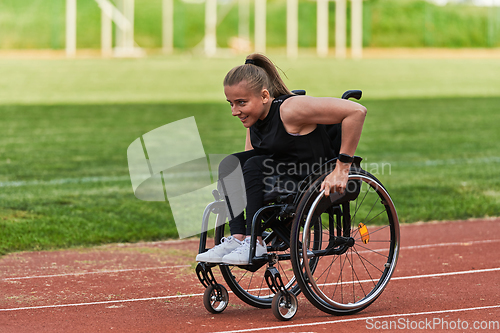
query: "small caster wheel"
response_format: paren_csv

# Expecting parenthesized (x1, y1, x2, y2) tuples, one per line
(272, 291, 298, 321)
(203, 284, 229, 314)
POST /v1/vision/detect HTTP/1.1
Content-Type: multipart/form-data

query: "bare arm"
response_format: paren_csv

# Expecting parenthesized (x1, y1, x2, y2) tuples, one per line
(245, 128, 253, 151)
(281, 96, 367, 196)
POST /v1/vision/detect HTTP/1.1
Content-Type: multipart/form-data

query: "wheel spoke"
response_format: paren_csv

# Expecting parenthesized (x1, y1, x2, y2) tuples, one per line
(332, 251, 350, 303)
(351, 246, 380, 288)
(316, 255, 337, 293)
(362, 195, 381, 225)
(293, 172, 399, 314)
(354, 240, 391, 259)
(257, 274, 265, 297)
(219, 218, 299, 307)
(353, 224, 390, 241)
(361, 209, 388, 226)
(352, 185, 370, 221)
(350, 249, 356, 303)
(351, 246, 386, 274)
(348, 248, 369, 298)
(246, 271, 254, 292)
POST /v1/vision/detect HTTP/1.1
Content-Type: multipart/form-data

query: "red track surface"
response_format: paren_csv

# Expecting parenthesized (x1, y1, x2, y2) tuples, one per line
(1, 218, 499, 332)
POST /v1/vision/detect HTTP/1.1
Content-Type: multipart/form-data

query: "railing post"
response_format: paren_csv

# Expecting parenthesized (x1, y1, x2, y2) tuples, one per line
(255, 0, 267, 53)
(335, 0, 346, 58)
(317, 0, 329, 57)
(101, 1, 112, 56)
(351, 0, 363, 59)
(287, 0, 298, 58)
(205, 0, 217, 56)
(65, 0, 77, 57)
(162, 0, 174, 53)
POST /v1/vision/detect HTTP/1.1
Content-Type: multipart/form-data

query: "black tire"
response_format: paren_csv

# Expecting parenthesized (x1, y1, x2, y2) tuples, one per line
(215, 207, 321, 309)
(272, 291, 298, 321)
(216, 214, 299, 309)
(203, 284, 229, 314)
(290, 168, 400, 315)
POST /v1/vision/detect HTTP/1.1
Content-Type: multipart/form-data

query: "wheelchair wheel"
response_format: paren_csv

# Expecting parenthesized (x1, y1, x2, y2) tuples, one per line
(290, 168, 400, 315)
(203, 284, 229, 314)
(272, 291, 298, 321)
(216, 211, 322, 309)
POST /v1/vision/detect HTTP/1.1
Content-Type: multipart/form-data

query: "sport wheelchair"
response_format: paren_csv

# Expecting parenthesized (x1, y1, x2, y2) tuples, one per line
(195, 90, 400, 321)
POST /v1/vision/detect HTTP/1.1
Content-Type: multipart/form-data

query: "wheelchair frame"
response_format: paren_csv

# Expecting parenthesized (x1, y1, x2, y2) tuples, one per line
(195, 90, 400, 320)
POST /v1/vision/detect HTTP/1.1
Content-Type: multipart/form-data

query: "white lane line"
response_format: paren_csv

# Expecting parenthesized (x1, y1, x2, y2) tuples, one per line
(2, 239, 498, 281)
(0, 293, 204, 312)
(318, 267, 500, 287)
(392, 267, 500, 281)
(358, 238, 500, 255)
(1, 265, 191, 281)
(210, 304, 500, 333)
(401, 239, 500, 251)
(244, 267, 500, 292)
(1, 267, 498, 312)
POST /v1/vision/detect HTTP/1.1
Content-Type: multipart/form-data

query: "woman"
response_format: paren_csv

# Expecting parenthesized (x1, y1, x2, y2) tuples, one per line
(196, 54, 366, 265)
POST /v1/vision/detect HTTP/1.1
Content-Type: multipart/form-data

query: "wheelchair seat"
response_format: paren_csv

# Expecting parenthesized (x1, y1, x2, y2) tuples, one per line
(262, 175, 298, 204)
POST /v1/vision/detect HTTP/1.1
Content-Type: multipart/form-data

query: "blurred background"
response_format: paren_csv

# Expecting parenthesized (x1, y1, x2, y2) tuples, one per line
(1, 0, 500, 51)
(0, 0, 499, 254)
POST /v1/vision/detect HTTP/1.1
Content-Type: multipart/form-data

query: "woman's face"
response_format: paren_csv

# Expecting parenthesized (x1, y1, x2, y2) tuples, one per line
(224, 81, 271, 128)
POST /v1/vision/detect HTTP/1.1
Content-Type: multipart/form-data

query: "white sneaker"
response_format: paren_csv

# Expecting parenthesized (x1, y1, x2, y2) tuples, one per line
(222, 238, 267, 265)
(196, 236, 242, 263)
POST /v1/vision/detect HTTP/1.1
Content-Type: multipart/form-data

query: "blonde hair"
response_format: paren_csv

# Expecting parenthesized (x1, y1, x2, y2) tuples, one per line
(223, 54, 292, 98)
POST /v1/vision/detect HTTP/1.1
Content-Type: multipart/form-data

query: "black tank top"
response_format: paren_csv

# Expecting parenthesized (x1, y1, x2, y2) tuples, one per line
(250, 95, 336, 178)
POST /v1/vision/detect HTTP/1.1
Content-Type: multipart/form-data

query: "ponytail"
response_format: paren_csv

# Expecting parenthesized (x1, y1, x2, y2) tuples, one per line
(223, 54, 292, 98)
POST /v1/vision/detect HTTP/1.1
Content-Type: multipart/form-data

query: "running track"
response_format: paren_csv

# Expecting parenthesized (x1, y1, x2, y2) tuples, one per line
(1, 218, 499, 332)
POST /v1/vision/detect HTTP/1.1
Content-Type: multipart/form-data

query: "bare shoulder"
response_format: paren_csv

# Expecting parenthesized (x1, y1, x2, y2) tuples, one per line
(280, 96, 318, 134)
(281, 95, 366, 127)
(280, 95, 315, 124)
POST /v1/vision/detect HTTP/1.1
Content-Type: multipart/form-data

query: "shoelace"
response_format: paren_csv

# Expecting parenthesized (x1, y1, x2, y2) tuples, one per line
(231, 241, 250, 254)
(212, 236, 231, 249)
(231, 239, 267, 255)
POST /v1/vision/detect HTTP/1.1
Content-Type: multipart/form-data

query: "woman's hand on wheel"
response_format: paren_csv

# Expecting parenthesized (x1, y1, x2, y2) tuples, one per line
(320, 162, 350, 196)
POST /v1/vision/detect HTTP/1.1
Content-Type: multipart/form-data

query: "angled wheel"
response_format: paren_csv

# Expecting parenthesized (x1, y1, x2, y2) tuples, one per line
(291, 168, 400, 315)
(215, 207, 322, 309)
(203, 284, 229, 314)
(272, 291, 298, 321)
(216, 212, 299, 309)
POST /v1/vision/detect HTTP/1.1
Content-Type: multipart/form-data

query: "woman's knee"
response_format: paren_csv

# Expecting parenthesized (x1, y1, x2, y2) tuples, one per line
(218, 154, 242, 180)
(218, 151, 256, 180)
(243, 156, 275, 176)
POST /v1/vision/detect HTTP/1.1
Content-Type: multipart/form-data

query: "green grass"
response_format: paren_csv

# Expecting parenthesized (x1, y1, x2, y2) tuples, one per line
(0, 55, 499, 254)
(1, 56, 500, 104)
(1, 0, 500, 49)
(361, 97, 500, 221)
